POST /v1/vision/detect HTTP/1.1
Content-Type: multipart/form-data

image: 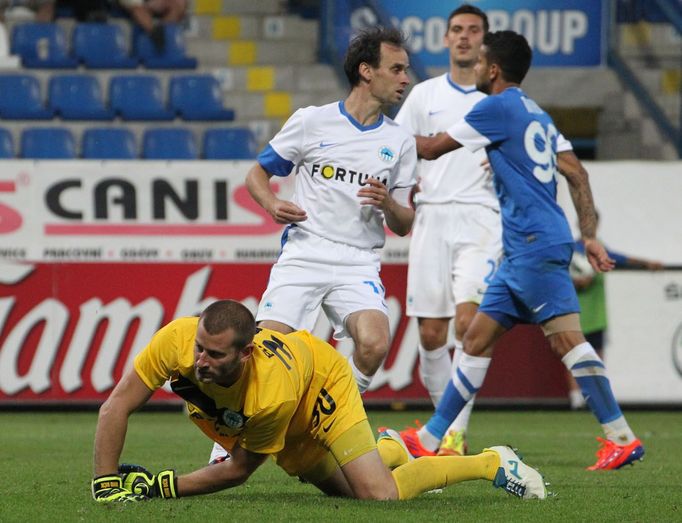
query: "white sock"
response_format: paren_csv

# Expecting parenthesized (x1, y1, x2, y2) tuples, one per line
(348, 355, 373, 393)
(209, 441, 229, 464)
(569, 389, 586, 410)
(418, 343, 452, 406)
(603, 418, 637, 445)
(449, 343, 474, 433)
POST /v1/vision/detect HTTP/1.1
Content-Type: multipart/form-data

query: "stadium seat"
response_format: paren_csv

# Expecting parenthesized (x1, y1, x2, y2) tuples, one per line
(0, 74, 53, 119)
(133, 24, 197, 69)
(82, 128, 137, 160)
(73, 23, 138, 69)
(0, 128, 14, 158)
(48, 75, 114, 120)
(142, 128, 198, 160)
(109, 75, 174, 121)
(11, 23, 78, 68)
(169, 75, 235, 121)
(203, 128, 258, 160)
(20, 128, 76, 159)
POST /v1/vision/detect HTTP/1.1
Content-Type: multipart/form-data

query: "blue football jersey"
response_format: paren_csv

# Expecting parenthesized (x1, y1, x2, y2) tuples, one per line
(447, 87, 573, 258)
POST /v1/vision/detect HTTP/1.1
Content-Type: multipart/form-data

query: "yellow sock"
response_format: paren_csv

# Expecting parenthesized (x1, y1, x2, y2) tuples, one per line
(392, 451, 501, 500)
(377, 437, 410, 469)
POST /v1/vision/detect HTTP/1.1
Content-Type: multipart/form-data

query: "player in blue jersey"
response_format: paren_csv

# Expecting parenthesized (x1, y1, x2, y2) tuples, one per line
(389, 30, 644, 470)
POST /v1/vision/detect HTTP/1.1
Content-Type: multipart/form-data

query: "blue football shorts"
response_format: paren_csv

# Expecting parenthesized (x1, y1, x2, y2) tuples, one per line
(479, 243, 580, 329)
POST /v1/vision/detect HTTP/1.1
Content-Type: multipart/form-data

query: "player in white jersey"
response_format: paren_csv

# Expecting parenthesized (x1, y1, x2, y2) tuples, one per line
(246, 27, 416, 393)
(394, 4, 500, 456)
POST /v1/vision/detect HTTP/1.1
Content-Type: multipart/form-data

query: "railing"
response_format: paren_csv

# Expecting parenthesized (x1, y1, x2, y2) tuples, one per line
(609, 0, 682, 157)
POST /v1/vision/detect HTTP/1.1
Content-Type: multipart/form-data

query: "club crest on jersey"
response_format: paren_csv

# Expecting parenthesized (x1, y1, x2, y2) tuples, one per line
(219, 408, 247, 430)
(379, 146, 395, 162)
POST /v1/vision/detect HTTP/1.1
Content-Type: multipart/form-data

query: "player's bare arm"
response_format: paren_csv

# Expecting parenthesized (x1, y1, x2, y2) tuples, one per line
(415, 132, 462, 160)
(176, 444, 269, 496)
(357, 176, 414, 236)
(93, 368, 154, 476)
(557, 150, 614, 273)
(246, 163, 307, 224)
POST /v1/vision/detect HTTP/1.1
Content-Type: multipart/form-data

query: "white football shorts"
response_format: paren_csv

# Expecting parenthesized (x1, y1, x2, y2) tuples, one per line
(406, 202, 502, 318)
(257, 227, 388, 339)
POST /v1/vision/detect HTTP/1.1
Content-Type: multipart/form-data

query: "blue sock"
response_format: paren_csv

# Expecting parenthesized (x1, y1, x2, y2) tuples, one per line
(425, 368, 478, 440)
(562, 343, 622, 423)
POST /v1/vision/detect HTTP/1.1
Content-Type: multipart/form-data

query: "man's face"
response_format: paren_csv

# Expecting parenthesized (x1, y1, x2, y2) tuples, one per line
(368, 42, 410, 104)
(193, 319, 246, 386)
(474, 45, 492, 94)
(444, 13, 485, 68)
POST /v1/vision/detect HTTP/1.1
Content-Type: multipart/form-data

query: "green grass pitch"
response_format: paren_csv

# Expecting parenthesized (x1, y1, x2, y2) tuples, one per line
(1, 410, 678, 522)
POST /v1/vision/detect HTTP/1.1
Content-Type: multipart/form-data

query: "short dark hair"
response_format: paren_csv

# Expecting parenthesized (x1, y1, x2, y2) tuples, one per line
(483, 31, 532, 84)
(200, 300, 256, 349)
(343, 26, 407, 87)
(447, 4, 489, 33)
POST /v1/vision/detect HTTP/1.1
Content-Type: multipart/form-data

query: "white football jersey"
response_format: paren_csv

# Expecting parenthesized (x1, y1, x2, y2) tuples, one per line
(395, 74, 497, 209)
(259, 101, 417, 250)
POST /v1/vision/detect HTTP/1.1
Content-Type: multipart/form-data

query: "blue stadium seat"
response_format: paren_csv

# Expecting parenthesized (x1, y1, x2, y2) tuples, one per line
(11, 23, 78, 68)
(49, 75, 114, 120)
(133, 24, 197, 69)
(203, 128, 258, 159)
(142, 128, 198, 160)
(0, 128, 14, 158)
(109, 75, 174, 121)
(169, 75, 235, 121)
(73, 23, 138, 69)
(0, 74, 53, 119)
(82, 128, 137, 160)
(20, 128, 76, 159)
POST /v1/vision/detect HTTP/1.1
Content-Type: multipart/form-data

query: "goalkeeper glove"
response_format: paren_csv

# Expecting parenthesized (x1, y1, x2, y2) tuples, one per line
(91, 475, 146, 503)
(119, 463, 178, 499)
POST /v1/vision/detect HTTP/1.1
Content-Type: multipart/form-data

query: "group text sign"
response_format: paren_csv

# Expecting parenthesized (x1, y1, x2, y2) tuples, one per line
(340, 0, 605, 67)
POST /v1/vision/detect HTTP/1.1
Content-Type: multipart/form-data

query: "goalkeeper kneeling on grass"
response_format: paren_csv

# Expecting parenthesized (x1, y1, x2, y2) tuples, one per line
(92, 299, 547, 503)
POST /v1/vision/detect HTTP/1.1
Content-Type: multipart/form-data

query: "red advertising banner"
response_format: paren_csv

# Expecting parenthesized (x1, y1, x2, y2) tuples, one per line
(0, 262, 567, 406)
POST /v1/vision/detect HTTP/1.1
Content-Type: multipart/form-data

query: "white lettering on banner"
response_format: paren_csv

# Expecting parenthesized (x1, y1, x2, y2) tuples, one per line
(0, 264, 33, 284)
(0, 298, 69, 394)
(0, 266, 234, 396)
(60, 298, 164, 393)
(488, 10, 587, 54)
(396, 16, 447, 54)
(172, 266, 219, 319)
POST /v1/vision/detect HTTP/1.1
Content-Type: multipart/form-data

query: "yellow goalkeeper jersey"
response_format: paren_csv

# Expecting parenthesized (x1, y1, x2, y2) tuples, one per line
(133, 317, 365, 469)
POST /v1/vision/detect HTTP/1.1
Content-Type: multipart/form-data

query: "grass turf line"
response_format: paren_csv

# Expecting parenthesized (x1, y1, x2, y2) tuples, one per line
(0, 410, 676, 522)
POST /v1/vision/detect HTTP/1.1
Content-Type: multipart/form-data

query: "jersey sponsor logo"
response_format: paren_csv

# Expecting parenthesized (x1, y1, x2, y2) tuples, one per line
(322, 419, 335, 433)
(379, 146, 395, 163)
(531, 303, 547, 314)
(428, 110, 445, 116)
(319, 141, 336, 148)
(310, 164, 387, 187)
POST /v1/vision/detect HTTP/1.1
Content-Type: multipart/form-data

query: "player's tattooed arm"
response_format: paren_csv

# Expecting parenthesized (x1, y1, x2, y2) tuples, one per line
(557, 150, 598, 239)
(246, 163, 307, 224)
(415, 132, 462, 160)
(557, 151, 614, 273)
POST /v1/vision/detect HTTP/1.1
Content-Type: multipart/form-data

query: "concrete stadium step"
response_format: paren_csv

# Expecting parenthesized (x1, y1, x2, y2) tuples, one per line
(191, 0, 283, 16)
(219, 90, 343, 120)
(210, 63, 341, 93)
(618, 22, 682, 59)
(189, 13, 317, 41)
(186, 38, 316, 66)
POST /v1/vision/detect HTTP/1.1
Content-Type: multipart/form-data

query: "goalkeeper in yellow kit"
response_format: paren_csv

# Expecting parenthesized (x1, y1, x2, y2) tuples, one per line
(92, 300, 546, 502)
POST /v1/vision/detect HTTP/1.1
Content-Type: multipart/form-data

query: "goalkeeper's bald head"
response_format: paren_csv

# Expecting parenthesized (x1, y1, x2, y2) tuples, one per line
(200, 300, 257, 350)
